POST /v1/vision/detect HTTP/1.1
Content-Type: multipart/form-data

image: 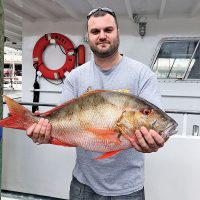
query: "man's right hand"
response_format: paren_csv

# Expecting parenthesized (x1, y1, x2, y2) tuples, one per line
(26, 118, 52, 144)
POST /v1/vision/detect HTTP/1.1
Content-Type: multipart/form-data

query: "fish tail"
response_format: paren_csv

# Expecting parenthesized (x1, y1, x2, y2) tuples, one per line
(0, 95, 37, 130)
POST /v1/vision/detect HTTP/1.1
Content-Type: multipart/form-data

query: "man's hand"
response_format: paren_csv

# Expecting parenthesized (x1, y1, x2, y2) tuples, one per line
(131, 126, 166, 153)
(26, 118, 52, 144)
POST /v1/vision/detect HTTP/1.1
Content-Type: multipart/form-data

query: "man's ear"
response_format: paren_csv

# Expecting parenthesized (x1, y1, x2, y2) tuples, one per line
(84, 33, 89, 42)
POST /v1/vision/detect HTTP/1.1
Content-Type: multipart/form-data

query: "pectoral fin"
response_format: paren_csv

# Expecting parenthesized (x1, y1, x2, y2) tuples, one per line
(93, 150, 123, 160)
(86, 127, 121, 145)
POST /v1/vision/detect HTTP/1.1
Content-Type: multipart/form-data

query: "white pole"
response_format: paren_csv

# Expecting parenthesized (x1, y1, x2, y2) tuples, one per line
(182, 113, 188, 136)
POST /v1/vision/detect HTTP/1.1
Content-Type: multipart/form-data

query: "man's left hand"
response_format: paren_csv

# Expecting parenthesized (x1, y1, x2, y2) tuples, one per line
(131, 126, 166, 153)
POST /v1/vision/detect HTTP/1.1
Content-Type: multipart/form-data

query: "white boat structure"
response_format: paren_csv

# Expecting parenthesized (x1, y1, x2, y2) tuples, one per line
(2, 0, 200, 200)
(3, 47, 22, 99)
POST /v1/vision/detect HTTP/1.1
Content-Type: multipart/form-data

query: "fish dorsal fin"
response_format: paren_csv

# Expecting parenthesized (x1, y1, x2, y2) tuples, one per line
(39, 98, 75, 117)
(79, 89, 109, 98)
(40, 90, 109, 117)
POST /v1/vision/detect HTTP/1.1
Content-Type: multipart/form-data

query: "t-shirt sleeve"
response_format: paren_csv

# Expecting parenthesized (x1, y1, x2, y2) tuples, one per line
(138, 69, 163, 109)
(60, 72, 76, 104)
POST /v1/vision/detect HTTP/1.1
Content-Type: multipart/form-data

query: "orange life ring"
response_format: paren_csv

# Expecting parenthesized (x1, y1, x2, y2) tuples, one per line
(33, 33, 76, 80)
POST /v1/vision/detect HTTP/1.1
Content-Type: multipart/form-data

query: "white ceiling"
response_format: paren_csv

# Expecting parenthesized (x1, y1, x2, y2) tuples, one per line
(4, 0, 200, 49)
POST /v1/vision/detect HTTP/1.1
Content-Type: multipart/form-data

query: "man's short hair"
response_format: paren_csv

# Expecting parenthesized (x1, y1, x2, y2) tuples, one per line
(87, 7, 118, 29)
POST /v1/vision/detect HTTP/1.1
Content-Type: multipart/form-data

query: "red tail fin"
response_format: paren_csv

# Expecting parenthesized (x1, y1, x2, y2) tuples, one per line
(0, 95, 38, 130)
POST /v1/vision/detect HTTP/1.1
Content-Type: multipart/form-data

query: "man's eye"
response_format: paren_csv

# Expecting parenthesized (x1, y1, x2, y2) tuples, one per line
(91, 30, 99, 34)
(105, 29, 113, 33)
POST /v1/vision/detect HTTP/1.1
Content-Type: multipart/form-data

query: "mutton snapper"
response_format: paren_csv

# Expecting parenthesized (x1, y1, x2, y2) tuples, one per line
(0, 90, 177, 160)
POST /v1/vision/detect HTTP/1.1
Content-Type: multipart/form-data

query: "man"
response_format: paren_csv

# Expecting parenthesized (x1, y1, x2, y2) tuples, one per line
(27, 7, 166, 200)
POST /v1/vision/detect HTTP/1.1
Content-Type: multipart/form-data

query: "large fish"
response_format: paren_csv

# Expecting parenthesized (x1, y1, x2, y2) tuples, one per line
(0, 90, 177, 160)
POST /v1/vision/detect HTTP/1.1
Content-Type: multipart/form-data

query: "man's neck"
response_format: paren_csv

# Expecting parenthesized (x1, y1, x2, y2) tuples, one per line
(94, 52, 122, 70)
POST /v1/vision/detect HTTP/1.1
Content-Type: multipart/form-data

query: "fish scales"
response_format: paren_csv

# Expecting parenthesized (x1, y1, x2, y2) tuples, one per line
(51, 92, 125, 151)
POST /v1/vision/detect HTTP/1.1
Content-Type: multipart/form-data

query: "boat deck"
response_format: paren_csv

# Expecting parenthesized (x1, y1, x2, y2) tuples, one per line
(1, 190, 65, 200)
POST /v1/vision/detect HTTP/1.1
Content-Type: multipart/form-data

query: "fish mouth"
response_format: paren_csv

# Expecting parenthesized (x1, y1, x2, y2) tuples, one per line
(160, 122, 178, 138)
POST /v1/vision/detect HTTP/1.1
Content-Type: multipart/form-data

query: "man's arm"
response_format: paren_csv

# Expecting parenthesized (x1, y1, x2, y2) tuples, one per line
(133, 72, 166, 153)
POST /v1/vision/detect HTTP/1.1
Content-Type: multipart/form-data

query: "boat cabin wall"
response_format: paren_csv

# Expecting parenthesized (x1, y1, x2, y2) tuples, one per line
(22, 17, 200, 108)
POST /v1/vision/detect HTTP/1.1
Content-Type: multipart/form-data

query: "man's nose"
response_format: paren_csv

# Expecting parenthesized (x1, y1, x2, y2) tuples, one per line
(99, 30, 106, 39)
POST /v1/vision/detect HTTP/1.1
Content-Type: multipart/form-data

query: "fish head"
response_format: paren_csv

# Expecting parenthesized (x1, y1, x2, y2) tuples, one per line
(116, 100, 178, 139)
(134, 105, 178, 138)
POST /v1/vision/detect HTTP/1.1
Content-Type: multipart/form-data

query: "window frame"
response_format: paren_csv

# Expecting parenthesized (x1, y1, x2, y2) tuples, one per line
(150, 37, 200, 81)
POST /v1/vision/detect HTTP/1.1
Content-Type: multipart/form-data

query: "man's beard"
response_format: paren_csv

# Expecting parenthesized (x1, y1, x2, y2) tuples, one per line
(88, 35, 120, 58)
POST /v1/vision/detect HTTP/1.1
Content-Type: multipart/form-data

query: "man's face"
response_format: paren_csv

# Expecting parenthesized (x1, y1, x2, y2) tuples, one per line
(87, 14, 119, 58)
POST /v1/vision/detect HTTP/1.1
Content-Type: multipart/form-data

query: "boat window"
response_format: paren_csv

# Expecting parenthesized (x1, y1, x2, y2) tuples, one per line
(152, 39, 200, 79)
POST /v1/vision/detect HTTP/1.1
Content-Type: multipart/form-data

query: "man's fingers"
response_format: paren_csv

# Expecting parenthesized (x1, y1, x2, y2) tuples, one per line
(34, 111, 41, 116)
(130, 139, 143, 152)
(129, 134, 143, 151)
(135, 129, 151, 152)
(32, 118, 45, 140)
(140, 127, 159, 151)
(150, 129, 165, 147)
(26, 123, 37, 137)
(39, 119, 49, 136)
(44, 123, 52, 143)
(38, 119, 51, 144)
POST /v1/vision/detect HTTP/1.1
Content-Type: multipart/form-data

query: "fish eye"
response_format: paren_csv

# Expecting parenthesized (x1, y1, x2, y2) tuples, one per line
(141, 108, 151, 115)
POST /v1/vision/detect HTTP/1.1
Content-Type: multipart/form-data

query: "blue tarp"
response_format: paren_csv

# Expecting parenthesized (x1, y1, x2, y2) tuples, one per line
(0, 127, 2, 140)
